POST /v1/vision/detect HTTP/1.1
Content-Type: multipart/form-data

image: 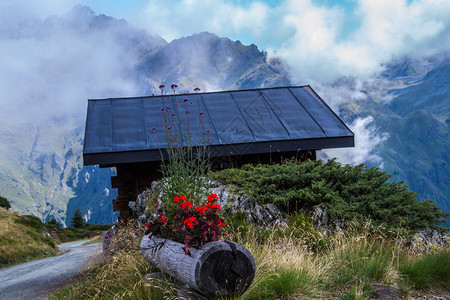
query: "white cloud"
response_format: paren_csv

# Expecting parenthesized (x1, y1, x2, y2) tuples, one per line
(275, 0, 450, 83)
(0, 6, 141, 125)
(319, 116, 388, 166)
(139, 0, 450, 83)
(140, 0, 270, 43)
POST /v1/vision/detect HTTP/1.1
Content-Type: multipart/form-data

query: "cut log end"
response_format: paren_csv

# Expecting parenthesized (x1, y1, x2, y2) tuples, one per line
(196, 241, 255, 296)
(141, 235, 256, 297)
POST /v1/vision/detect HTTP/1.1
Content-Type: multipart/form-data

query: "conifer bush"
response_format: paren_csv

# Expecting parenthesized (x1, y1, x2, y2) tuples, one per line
(0, 196, 11, 210)
(211, 159, 449, 231)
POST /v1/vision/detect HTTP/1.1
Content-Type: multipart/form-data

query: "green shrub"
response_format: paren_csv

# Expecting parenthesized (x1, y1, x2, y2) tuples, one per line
(47, 218, 59, 226)
(211, 160, 449, 231)
(15, 214, 45, 231)
(0, 196, 11, 210)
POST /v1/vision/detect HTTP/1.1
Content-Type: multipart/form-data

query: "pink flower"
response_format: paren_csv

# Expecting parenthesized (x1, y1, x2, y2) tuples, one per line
(194, 87, 201, 92)
(159, 84, 165, 89)
(183, 98, 188, 102)
(171, 84, 178, 89)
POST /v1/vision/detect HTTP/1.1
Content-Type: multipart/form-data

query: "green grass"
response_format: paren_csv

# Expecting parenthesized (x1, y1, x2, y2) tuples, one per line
(399, 249, 450, 290)
(0, 210, 58, 268)
(49, 216, 450, 300)
(0, 209, 111, 269)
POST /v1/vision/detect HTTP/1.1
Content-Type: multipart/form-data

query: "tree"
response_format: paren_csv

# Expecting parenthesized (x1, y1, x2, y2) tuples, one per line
(71, 209, 85, 228)
(0, 196, 11, 210)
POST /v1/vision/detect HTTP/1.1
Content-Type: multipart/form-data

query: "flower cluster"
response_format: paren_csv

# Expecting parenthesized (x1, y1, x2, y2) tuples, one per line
(145, 193, 226, 255)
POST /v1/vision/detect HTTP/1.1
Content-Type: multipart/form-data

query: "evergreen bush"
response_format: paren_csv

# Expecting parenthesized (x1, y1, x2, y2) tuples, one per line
(211, 159, 449, 231)
(0, 196, 11, 210)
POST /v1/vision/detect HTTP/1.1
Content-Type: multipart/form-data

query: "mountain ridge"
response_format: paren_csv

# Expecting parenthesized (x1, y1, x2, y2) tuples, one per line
(0, 5, 448, 225)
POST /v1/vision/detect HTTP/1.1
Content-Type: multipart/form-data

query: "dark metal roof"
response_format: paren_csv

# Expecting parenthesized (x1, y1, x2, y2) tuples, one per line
(83, 86, 354, 165)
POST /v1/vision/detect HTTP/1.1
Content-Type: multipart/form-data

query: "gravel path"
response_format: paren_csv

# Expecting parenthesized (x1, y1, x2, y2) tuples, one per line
(0, 240, 102, 300)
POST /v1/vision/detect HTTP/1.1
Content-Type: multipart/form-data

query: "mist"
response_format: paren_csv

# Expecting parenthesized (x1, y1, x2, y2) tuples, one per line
(0, 5, 145, 127)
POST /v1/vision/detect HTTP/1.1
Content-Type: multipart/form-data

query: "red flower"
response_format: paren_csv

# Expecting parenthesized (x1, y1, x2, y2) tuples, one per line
(218, 219, 225, 228)
(159, 215, 166, 221)
(181, 201, 193, 208)
(207, 194, 219, 202)
(145, 222, 150, 227)
(207, 203, 221, 210)
(184, 216, 197, 228)
(195, 206, 208, 213)
(173, 195, 186, 203)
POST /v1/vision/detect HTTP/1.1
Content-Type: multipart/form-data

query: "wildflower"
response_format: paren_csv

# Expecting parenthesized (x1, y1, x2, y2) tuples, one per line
(186, 110, 191, 114)
(184, 216, 196, 228)
(161, 107, 164, 111)
(196, 206, 208, 213)
(207, 194, 219, 202)
(166, 106, 171, 110)
(171, 84, 178, 89)
(218, 219, 225, 228)
(152, 127, 156, 131)
(174, 195, 187, 203)
(183, 98, 188, 102)
(194, 87, 201, 92)
(208, 203, 221, 210)
(159, 215, 166, 221)
(145, 222, 150, 227)
(171, 113, 175, 116)
(181, 201, 193, 208)
(159, 84, 165, 89)
(200, 111, 204, 115)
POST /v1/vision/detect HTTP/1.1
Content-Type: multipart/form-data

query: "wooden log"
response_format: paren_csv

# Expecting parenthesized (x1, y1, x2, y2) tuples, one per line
(140, 234, 255, 297)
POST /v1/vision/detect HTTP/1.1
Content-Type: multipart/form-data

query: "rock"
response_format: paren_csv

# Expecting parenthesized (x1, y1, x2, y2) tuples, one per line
(133, 179, 288, 228)
(406, 228, 450, 252)
(311, 205, 342, 234)
(102, 223, 142, 258)
(370, 284, 403, 300)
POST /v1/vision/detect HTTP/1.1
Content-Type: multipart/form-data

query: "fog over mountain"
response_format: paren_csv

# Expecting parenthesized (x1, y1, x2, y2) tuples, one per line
(0, 5, 448, 225)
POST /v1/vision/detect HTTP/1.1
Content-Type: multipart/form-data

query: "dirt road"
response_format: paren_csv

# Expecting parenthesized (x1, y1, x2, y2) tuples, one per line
(0, 240, 101, 300)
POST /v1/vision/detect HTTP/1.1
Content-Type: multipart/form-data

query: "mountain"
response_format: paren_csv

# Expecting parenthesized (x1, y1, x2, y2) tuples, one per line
(0, 5, 448, 226)
(339, 56, 450, 212)
(0, 5, 290, 226)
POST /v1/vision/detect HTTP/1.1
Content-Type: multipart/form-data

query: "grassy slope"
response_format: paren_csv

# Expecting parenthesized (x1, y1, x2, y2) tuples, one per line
(0, 209, 111, 269)
(0, 209, 58, 268)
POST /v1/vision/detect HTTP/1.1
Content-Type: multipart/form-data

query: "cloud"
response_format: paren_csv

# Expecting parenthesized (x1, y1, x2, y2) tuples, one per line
(139, 0, 450, 83)
(0, 6, 142, 125)
(318, 116, 388, 166)
(273, 0, 450, 83)
(140, 0, 270, 43)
